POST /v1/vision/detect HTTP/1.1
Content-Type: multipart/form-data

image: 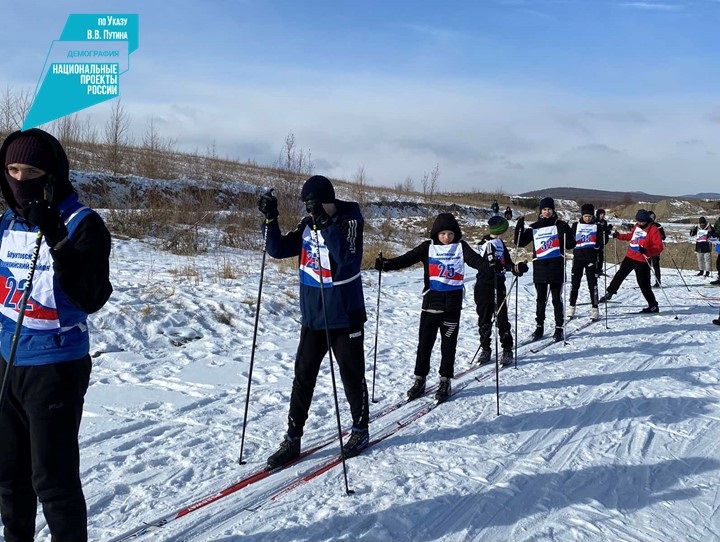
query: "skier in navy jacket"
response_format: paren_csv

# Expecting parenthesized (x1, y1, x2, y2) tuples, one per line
(258, 175, 369, 470)
(0, 129, 112, 542)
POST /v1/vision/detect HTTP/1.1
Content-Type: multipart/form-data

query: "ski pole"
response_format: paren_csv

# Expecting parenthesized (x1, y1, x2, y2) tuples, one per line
(311, 226, 354, 495)
(493, 264, 500, 416)
(613, 236, 620, 272)
(644, 255, 678, 320)
(238, 189, 273, 465)
(663, 241, 691, 292)
(0, 232, 43, 415)
(603, 253, 609, 329)
(370, 251, 382, 403)
(562, 245, 568, 345)
(514, 272, 519, 369)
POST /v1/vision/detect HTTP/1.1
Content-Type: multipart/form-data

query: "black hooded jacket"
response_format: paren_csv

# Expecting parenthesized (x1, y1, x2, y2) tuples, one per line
(0, 129, 112, 314)
(517, 213, 575, 283)
(383, 213, 486, 312)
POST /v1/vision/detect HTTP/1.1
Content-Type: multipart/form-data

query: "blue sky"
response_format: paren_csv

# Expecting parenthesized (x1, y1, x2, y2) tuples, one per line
(2, 0, 719, 195)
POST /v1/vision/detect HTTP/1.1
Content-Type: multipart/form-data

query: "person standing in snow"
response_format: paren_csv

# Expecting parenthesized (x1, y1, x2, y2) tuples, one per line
(257, 175, 369, 470)
(515, 197, 576, 342)
(375, 213, 486, 402)
(595, 208, 613, 275)
(690, 217, 715, 278)
(474, 216, 528, 365)
(0, 129, 113, 542)
(491, 199, 500, 216)
(599, 209, 663, 313)
(567, 204, 601, 321)
(648, 211, 665, 287)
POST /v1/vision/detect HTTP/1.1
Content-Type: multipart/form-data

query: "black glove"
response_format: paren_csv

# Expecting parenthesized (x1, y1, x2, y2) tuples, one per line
(612, 230, 619, 239)
(258, 191, 278, 220)
(638, 246, 647, 255)
(515, 261, 529, 275)
(305, 199, 332, 230)
(23, 200, 68, 247)
(374, 257, 388, 271)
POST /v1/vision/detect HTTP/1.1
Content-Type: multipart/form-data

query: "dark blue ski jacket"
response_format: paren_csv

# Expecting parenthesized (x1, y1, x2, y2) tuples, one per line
(264, 199, 367, 330)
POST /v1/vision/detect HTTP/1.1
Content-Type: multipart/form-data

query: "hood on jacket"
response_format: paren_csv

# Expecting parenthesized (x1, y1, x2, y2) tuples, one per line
(0, 128, 74, 210)
(430, 212, 462, 243)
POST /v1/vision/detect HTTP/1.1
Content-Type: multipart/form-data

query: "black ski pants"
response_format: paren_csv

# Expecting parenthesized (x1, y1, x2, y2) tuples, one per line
(474, 280, 513, 350)
(0, 356, 91, 542)
(607, 256, 658, 307)
(414, 310, 460, 379)
(535, 282, 564, 328)
(287, 325, 368, 437)
(569, 259, 598, 307)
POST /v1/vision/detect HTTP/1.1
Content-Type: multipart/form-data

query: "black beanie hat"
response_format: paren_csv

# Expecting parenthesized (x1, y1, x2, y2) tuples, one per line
(581, 203, 595, 216)
(300, 175, 335, 203)
(539, 197, 555, 211)
(699, 216, 707, 225)
(430, 212, 462, 242)
(488, 216, 509, 235)
(635, 209, 652, 223)
(4, 134, 54, 173)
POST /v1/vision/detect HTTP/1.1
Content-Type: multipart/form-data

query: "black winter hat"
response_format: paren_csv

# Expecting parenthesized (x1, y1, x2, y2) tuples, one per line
(430, 212, 462, 242)
(539, 197, 555, 211)
(4, 133, 54, 173)
(300, 175, 335, 203)
(635, 209, 652, 223)
(488, 216, 509, 235)
(699, 216, 707, 225)
(581, 203, 595, 216)
(596, 208, 606, 217)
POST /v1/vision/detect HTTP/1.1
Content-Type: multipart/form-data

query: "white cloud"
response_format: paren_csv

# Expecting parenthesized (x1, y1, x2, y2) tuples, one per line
(618, 2, 685, 10)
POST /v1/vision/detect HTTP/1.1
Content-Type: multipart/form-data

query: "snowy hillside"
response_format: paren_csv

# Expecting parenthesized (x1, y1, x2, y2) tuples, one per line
(14, 225, 719, 541)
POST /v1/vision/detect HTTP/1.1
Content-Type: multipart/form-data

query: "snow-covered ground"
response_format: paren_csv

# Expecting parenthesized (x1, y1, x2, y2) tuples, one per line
(12, 231, 720, 541)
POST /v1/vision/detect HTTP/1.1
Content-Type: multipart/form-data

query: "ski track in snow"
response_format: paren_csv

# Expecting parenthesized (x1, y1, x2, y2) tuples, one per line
(13, 234, 720, 541)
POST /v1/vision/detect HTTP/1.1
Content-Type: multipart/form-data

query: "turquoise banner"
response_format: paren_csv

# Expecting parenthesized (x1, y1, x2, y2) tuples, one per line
(22, 14, 139, 130)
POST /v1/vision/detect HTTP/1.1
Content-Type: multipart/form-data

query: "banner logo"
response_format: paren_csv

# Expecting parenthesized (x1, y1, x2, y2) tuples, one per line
(22, 14, 139, 130)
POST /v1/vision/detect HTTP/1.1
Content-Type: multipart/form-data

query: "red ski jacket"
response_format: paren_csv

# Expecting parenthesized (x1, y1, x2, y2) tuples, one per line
(617, 223, 663, 262)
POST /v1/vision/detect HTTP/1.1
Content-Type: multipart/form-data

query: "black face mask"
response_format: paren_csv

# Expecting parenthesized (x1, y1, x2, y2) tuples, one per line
(4, 171, 48, 211)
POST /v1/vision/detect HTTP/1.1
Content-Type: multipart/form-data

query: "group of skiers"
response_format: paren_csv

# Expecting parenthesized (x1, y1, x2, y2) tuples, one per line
(256, 186, 720, 475)
(2, 126, 718, 541)
(256, 179, 533, 473)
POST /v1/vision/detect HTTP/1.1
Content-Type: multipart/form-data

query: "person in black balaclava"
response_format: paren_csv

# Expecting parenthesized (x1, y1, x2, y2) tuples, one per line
(0, 129, 112, 542)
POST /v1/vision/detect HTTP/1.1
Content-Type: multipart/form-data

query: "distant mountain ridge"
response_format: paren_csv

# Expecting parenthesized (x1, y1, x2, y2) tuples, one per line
(518, 186, 720, 203)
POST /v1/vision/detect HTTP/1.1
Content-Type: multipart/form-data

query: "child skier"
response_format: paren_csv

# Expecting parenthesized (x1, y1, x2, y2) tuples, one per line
(515, 197, 576, 342)
(567, 204, 601, 321)
(375, 213, 486, 402)
(690, 217, 716, 278)
(599, 209, 663, 313)
(474, 216, 528, 365)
